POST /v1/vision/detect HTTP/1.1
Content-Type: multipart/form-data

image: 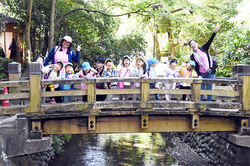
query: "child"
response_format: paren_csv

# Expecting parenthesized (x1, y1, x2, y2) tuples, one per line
(41, 61, 63, 103)
(104, 59, 118, 88)
(76, 62, 97, 102)
(61, 62, 78, 102)
(132, 57, 147, 100)
(179, 61, 195, 100)
(133, 57, 147, 86)
(117, 55, 133, 100)
(163, 59, 180, 101)
(95, 56, 106, 101)
(147, 57, 160, 100)
(103, 59, 118, 100)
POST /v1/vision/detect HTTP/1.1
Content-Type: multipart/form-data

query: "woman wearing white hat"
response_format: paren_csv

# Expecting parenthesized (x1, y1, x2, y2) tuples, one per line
(44, 35, 81, 66)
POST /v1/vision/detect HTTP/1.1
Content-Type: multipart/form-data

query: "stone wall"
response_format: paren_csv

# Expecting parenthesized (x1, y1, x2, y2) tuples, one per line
(0, 135, 69, 166)
(175, 132, 250, 166)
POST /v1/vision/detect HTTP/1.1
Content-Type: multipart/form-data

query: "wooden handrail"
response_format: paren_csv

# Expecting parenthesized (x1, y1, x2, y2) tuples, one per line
(42, 88, 239, 97)
(41, 77, 241, 85)
(0, 80, 30, 88)
(0, 93, 29, 100)
(0, 77, 240, 100)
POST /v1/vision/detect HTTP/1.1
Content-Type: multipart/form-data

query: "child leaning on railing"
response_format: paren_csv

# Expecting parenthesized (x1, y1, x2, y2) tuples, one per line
(76, 62, 97, 102)
(117, 55, 133, 100)
(60, 62, 78, 102)
(147, 58, 160, 100)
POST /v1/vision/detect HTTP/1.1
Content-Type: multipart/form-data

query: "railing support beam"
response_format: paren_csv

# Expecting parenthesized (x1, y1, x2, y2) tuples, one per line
(28, 62, 42, 113)
(140, 79, 152, 109)
(243, 75, 250, 113)
(87, 78, 96, 104)
(191, 79, 202, 102)
(8, 62, 21, 106)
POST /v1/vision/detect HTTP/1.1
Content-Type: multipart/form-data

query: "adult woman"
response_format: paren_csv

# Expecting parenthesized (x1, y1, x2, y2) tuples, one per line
(189, 25, 220, 101)
(43, 36, 81, 66)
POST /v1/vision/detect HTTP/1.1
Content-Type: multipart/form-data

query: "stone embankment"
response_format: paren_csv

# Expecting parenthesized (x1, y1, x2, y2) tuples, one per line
(1, 135, 69, 166)
(171, 132, 250, 166)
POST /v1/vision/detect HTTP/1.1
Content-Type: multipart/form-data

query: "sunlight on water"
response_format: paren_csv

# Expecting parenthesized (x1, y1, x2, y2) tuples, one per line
(50, 133, 179, 166)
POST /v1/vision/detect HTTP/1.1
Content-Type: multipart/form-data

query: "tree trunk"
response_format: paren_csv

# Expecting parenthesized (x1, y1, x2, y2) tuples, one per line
(42, 32, 49, 56)
(154, 32, 161, 59)
(48, 0, 55, 53)
(149, 25, 161, 58)
(24, 0, 33, 58)
(31, 28, 36, 59)
(166, 19, 176, 58)
(168, 31, 176, 57)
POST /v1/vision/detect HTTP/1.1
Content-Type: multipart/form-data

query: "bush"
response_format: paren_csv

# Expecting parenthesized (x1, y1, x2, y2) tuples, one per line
(52, 134, 72, 153)
(0, 57, 12, 79)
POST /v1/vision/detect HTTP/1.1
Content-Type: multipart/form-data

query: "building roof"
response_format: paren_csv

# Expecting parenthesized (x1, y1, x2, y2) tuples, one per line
(0, 14, 23, 24)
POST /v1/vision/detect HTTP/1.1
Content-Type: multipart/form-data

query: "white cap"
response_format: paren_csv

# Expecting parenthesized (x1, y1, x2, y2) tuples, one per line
(63, 36, 72, 43)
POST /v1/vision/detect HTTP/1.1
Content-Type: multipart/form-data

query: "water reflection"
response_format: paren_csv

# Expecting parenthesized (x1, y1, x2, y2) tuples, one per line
(49, 133, 179, 166)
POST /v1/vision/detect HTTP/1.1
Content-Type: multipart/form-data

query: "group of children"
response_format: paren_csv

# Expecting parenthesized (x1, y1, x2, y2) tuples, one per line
(36, 55, 196, 103)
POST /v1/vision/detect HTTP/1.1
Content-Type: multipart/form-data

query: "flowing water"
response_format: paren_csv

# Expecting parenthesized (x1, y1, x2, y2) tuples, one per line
(49, 133, 179, 166)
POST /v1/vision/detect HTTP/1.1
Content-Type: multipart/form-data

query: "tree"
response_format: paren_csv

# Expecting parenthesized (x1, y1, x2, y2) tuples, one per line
(24, 0, 32, 59)
(48, 0, 55, 52)
(2, 0, 247, 77)
(215, 25, 250, 77)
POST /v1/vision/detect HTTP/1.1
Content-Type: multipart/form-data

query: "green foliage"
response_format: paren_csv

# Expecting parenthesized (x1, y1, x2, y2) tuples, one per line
(2, 0, 249, 77)
(53, 134, 72, 153)
(215, 25, 250, 77)
(3, 0, 147, 63)
(0, 57, 12, 79)
(62, 134, 72, 142)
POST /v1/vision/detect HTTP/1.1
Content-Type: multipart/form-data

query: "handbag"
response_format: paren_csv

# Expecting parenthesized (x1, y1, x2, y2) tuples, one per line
(118, 68, 129, 89)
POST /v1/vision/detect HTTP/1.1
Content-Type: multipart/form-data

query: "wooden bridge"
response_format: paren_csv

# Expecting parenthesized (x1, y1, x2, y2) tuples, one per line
(0, 62, 250, 138)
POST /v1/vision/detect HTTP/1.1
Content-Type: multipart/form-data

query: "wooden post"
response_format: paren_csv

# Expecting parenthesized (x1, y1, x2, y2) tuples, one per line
(8, 62, 21, 81)
(140, 78, 152, 109)
(243, 75, 250, 113)
(191, 79, 202, 102)
(8, 62, 21, 105)
(233, 65, 250, 113)
(87, 78, 96, 104)
(28, 62, 42, 113)
(141, 79, 150, 102)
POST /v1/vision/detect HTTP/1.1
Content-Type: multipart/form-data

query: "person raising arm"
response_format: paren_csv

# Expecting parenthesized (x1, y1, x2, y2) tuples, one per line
(189, 25, 221, 101)
(43, 36, 81, 66)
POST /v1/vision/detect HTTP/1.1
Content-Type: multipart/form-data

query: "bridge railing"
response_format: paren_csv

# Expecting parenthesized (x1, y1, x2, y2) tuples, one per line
(39, 77, 242, 113)
(0, 62, 249, 116)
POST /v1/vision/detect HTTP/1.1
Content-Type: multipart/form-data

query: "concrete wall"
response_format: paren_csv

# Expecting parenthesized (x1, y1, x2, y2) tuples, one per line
(0, 115, 52, 158)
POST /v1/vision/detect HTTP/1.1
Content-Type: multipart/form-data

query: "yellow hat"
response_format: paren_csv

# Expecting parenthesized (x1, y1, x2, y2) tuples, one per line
(105, 58, 112, 64)
(136, 57, 144, 61)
